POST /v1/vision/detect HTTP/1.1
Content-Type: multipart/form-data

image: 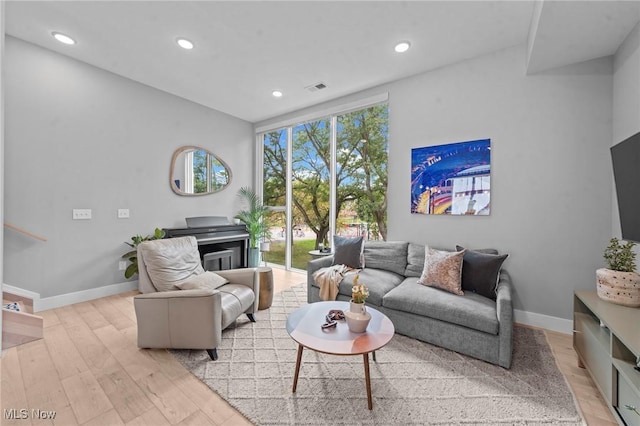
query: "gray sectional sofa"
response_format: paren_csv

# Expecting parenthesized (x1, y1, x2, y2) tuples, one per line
(307, 240, 513, 368)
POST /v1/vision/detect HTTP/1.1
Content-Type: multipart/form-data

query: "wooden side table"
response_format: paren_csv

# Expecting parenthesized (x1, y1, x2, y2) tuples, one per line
(257, 267, 273, 310)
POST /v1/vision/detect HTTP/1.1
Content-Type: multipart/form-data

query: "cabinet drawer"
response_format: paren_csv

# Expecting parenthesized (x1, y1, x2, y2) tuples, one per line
(617, 372, 640, 426)
(574, 314, 612, 401)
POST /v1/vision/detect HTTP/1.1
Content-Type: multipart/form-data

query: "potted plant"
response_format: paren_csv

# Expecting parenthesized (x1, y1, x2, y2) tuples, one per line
(344, 274, 371, 333)
(596, 237, 640, 307)
(121, 228, 165, 279)
(235, 187, 271, 267)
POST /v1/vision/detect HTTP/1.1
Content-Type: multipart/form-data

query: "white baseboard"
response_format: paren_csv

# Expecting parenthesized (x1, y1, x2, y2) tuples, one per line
(514, 308, 573, 335)
(2, 283, 40, 301)
(36, 281, 138, 312)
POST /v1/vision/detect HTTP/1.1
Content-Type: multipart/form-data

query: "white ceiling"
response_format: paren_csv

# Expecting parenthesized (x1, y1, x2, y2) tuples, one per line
(5, 1, 640, 123)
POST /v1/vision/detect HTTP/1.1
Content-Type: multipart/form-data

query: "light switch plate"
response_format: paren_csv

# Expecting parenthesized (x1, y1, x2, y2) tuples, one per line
(72, 209, 92, 220)
(118, 209, 130, 219)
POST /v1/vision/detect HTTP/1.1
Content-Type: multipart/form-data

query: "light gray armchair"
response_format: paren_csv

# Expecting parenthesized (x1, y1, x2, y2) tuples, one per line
(133, 236, 259, 360)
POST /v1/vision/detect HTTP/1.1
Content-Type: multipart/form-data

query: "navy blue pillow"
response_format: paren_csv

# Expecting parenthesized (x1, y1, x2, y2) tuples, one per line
(332, 236, 364, 269)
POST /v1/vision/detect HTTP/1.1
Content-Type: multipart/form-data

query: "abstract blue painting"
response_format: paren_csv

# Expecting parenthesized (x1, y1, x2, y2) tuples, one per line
(411, 139, 491, 215)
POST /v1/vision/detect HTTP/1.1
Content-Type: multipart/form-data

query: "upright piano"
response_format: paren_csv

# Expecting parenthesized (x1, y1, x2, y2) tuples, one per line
(163, 216, 249, 268)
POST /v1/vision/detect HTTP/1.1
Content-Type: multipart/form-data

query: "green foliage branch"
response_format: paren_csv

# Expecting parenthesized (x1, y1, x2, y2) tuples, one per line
(603, 237, 637, 272)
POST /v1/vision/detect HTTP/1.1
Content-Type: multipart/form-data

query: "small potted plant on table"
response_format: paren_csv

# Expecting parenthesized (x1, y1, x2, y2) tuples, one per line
(345, 274, 371, 332)
(596, 237, 640, 307)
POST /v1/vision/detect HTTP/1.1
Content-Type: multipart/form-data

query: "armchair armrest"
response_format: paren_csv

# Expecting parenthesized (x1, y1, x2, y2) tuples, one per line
(215, 268, 258, 288)
(215, 268, 260, 314)
(495, 271, 513, 368)
(134, 289, 222, 350)
(215, 268, 259, 294)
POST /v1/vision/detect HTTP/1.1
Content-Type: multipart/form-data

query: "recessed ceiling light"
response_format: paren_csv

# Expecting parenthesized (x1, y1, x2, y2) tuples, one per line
(52, 32, 76, 45)
(394, 41, 411, 53)
(176, 38, 194, 50)
(272, 90, 283, 98)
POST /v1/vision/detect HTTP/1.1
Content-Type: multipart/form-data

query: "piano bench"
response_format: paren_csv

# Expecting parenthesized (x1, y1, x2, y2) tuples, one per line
(203, 250, 234, 271)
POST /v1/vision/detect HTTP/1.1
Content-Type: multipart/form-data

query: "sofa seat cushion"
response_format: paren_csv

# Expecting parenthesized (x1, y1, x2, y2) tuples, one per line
(382, 278, 499, 335)
(311, 267, 403, 306)
(218, 284, 255, 328)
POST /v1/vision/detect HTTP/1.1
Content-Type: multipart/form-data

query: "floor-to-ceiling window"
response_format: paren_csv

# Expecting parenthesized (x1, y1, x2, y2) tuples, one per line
(260, 101, 388, 270)
(336, 104, 388, 241)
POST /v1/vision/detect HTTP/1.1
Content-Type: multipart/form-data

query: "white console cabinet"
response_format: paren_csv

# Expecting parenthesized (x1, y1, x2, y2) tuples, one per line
(574, 291, 640, 425)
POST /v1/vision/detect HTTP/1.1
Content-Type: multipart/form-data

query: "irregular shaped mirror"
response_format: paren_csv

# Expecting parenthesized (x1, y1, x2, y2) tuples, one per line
(170, 146, 231, 196)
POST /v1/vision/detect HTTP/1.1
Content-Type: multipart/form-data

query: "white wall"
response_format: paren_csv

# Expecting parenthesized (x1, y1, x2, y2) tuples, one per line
(612, 22, 640, 245)
(258, 45, 613, 323)
(3, 36, 254, 298)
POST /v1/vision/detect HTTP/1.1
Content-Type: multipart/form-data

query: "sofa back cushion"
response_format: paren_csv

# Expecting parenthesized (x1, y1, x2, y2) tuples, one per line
(404, 243, 426, 277)
(363, 241, 409, 276)
(138, 236, 204, 292)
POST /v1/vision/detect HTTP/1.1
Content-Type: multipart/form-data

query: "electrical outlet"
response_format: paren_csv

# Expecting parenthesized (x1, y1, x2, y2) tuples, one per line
(72, 209, 92, 220)
(119, 260, 127, 271)
(118, 209, 130, 219)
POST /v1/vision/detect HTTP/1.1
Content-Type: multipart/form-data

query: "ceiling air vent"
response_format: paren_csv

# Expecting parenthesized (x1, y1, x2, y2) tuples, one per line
(305, 82, 327, 92)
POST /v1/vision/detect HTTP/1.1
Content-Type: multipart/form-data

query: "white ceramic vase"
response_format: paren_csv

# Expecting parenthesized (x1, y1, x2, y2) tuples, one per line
(345, 301, 371, 333)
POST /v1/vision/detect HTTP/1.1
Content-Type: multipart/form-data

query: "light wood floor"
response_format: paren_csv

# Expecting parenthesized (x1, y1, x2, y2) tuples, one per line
(0, 269, 617, 425)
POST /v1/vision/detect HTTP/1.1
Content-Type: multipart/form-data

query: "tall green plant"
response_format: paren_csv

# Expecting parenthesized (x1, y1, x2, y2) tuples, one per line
(603, 237, 637, 272)
(121, 228, 165, 279)
(235, 187, 271, 248)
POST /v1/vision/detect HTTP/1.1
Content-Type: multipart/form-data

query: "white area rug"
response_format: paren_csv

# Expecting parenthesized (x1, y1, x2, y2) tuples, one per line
(171, 284, 584, 425)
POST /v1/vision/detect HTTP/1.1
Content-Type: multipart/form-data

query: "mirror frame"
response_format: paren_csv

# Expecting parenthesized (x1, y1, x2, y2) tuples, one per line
(170, 145, 232, 196)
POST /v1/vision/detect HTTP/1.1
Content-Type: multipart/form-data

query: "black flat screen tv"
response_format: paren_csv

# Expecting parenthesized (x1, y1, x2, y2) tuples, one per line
(611, 130, 640, 243)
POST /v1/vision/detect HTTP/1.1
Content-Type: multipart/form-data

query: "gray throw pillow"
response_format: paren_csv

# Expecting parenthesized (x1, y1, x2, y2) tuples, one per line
(332, 236, 364, 269)
(456, 245, 508, 300)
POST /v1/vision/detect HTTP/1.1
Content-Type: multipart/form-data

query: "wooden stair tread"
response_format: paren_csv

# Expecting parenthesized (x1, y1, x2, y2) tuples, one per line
(2, 290, 43, 349)
(3, 299, 25, 311)
(2, 290, 34, 313)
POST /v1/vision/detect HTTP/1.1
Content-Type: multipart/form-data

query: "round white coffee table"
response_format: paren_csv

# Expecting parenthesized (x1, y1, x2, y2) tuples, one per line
(286, 301, 395, 410)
